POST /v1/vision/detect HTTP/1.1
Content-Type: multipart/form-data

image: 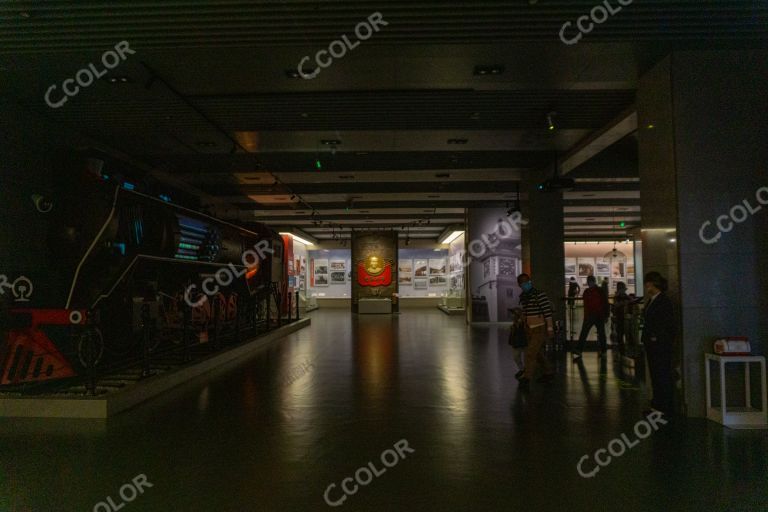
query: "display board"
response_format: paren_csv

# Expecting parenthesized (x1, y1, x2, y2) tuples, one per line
(308, 249, 352, 298)
(398, 249, 449, 297)
(467, 208, 522, 322)
(563, 242, 636, 295)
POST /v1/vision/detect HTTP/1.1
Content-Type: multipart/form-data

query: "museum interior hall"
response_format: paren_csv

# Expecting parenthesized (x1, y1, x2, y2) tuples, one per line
(0, 2, 767, 511)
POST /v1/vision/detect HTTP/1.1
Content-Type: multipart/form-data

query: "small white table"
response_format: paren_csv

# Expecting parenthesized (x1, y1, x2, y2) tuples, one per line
(705, 353, 767, 429)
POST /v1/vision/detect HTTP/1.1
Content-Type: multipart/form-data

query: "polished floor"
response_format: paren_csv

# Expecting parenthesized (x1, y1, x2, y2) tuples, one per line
(1, 310, 766, 512)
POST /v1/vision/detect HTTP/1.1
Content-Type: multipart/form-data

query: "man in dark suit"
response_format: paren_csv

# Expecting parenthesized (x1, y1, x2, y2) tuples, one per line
(642, 272, 677, 416)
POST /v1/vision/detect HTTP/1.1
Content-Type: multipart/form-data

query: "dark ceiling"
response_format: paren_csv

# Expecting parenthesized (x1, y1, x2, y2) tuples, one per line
(1, 1, 766, 241)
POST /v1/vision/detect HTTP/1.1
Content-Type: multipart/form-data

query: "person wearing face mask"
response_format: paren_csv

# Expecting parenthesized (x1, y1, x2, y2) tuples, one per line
(516, 273, 555, 389)
(642, 271, 676, 417)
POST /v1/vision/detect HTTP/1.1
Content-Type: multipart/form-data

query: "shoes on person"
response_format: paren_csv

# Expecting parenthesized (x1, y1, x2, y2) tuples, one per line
(515, 370, 525, 380)
(536, 374, 555, 384)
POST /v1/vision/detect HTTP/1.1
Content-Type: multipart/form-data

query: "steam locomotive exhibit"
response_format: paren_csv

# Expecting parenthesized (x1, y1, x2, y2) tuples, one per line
(0, 167, 289, 388)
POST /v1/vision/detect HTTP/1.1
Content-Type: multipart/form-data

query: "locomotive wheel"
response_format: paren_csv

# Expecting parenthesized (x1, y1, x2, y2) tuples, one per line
(77, 327, 105, 369)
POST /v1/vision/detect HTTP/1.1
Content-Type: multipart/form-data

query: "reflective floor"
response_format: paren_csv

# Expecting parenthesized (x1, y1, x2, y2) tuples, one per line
(1, 310, 766, 511)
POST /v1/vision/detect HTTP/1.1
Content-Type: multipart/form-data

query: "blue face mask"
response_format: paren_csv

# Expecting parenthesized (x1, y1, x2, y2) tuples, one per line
(521, 281, 533, 292)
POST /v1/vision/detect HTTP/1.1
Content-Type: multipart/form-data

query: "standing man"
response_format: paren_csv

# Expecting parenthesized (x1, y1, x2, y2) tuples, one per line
(516, 273, 555, 389)
(573, 275, 609, 361)
(567, 277, 581, 308)
(612, 282, 631, 350)
(642, 272, 676, 417)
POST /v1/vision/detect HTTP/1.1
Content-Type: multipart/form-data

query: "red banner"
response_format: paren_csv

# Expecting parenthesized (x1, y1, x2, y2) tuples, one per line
(357, 261, 392, 287)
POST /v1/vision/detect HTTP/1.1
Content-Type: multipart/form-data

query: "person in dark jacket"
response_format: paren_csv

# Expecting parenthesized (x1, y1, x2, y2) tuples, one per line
(567, 277, 580, 308)
(642, 272, 676, 416)
(573, 275, 609, 360)
(612, 281, 631, 349)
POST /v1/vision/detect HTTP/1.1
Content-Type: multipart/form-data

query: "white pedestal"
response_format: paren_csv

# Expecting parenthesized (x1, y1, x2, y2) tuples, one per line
(705, 353, 767, 429)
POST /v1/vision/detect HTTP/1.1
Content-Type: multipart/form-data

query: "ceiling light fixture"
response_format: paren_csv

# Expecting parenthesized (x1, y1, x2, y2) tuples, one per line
(474, 65, 505, 76)
(547, 111, 557, 131)
(440, 230, 464, 244)
(280, 232, 314, 246)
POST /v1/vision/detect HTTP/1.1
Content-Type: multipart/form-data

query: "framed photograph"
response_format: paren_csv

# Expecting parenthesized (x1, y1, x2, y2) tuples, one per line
(330, 271, 346, 284)
(578, 257, 595, 277)
(611, 262, 626, 279)
(596, 259, 610, 276)
(413, 277, 428, 290)
(429, 258, 446, 275)
(330, 260, 346, 271)
(399, 259, 413, 274)
(429, 275, 447, 286)
(315, 274, 329, 286)
(314, 258, 329, 275)
(399, 275, 413, 285)
(414, 259, 428, 277)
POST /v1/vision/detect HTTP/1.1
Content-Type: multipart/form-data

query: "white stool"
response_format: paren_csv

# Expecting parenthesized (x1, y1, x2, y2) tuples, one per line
(705, 353, 767, 429)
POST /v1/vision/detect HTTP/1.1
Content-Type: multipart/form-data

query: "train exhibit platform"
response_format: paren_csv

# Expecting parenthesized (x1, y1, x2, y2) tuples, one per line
(0, 317, 309, 418)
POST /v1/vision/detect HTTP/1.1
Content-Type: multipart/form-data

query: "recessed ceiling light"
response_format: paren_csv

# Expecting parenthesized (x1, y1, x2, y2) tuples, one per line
(285, 68, 316, 79)
(321, 139, 341, 145)
(447, 139, 468, 145)
(435, 173, 451, 178)
(474, 65, 505, 76)
(106, 76, 131, 84)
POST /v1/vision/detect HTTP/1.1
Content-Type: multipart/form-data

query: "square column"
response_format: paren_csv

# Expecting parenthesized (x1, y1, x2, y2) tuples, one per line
(638, 51, 768, 417)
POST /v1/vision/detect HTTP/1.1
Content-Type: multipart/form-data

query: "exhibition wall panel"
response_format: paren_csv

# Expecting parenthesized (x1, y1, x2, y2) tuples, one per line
(563, 241, 637, 296)
(397, 248, 448, 298)
(307, 249, 352, 299)
(467, 209, 522, 323)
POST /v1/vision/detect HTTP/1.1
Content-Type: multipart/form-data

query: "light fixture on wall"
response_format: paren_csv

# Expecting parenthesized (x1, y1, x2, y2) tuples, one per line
(439, 230, 464, 244)
(280, 231, 316, 246)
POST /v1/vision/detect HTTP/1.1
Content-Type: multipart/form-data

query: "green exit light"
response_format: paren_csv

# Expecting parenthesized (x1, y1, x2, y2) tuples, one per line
(619, 221, 626, 228)
(315, 159, 322, 170)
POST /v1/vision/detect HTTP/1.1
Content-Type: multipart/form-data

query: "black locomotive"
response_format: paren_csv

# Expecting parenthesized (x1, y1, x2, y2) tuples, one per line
(0, 170, 286, 387)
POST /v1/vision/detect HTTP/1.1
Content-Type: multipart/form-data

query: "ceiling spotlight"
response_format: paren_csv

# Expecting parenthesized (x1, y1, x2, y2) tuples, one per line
(547, 112, 556, 131)
(474, 65, 505, 76)
(285, 68, 316, 79)
(321, 139, 342, 146)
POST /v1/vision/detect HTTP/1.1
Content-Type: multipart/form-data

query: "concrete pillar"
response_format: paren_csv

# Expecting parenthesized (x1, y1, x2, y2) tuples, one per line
(638, 51, 768, 417)
(521, 173, 566, 329)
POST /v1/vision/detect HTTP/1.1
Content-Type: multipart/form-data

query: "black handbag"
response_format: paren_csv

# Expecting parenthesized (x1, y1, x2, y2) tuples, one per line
(509, 321, 528, 348)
